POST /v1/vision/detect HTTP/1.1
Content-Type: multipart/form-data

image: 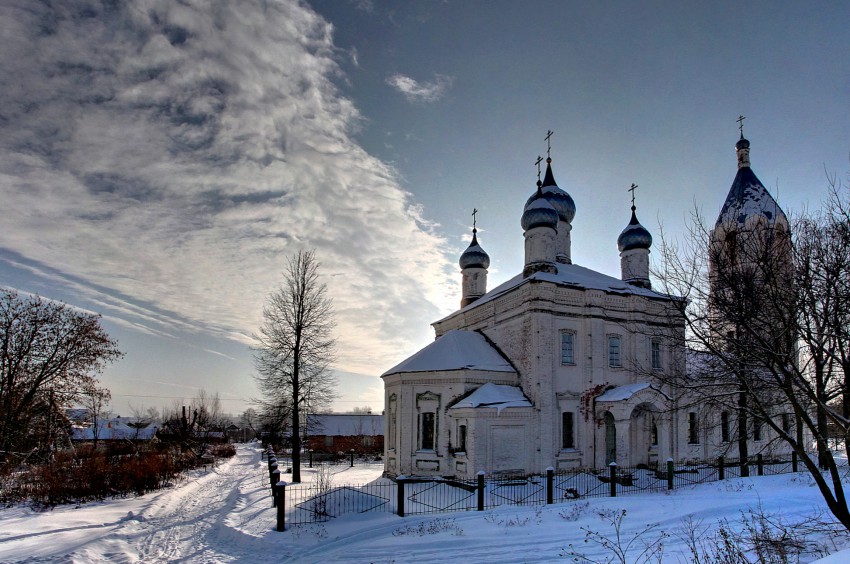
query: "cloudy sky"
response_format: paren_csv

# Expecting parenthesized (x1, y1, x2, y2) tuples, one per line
(1, 0, 848, 416)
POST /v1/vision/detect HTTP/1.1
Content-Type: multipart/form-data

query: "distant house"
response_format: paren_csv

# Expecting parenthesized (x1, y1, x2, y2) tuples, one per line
(226, 424, 256, 443)
(306, 413, 384, 454)
(70, 416, 158, 442)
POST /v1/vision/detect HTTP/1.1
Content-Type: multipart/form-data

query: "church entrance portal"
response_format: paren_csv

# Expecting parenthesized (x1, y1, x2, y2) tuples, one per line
(628, 404, 658, 467)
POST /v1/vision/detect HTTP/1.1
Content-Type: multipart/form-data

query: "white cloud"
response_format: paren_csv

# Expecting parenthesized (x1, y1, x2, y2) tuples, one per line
(0, 0, 457, 377)
(386, 73, 453, 104)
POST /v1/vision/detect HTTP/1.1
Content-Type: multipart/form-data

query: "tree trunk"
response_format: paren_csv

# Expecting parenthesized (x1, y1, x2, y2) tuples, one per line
(816, 368, 830, 470)
(737, 390, 749, 477)
(291, 337, 302, 483)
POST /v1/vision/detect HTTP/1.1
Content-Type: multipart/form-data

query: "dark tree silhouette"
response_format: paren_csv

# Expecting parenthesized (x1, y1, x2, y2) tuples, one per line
(0, 289, 121, 461)
(253, 250, 336, 482)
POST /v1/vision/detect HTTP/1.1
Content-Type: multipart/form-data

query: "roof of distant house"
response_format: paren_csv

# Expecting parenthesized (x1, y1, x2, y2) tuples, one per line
(307, 413, 384, 436)
(70, 416, 158, 440)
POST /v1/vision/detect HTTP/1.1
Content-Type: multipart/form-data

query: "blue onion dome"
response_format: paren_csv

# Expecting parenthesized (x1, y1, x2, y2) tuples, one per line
(617, 207, 652, 252)
(522, 187, 560, 232)
(459, 230, 490, 269)
(736, 135, 750, 151)
(524, 158, 576, 224)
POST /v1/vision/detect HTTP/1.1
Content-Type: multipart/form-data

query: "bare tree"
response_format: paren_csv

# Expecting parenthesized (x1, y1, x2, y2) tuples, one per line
(652, 175, 850, 531)
(0, 289, 121, 461)
(253, 249, 336, 482)
(81, 385, 112, 450)
(127, 404, 159, 442)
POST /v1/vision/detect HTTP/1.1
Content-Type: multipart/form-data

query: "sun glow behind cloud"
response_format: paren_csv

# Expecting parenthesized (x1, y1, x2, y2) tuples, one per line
(0, 0, 457, 378)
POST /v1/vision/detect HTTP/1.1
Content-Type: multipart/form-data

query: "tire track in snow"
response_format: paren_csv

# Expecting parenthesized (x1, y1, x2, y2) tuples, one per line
(132, 448, 261, 562)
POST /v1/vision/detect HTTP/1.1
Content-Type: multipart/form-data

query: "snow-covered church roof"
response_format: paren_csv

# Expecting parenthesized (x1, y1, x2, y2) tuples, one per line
(437, 262, 674, 324)
(449, 383, 532, 412)
(716, 137, 786, 227)
(382, 330, 516, 376)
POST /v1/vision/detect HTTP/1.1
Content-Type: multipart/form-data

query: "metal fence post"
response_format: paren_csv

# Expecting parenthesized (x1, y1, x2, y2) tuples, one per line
(792, 451, 798, 473)
(666, 458, 674, 491)
(718, 456, 725, 480)
(396, 477, 406, 517)
(757, 454, 764, 476)
(546, 467, 554, 504)
(609, 462, 617, 497)
(350, 449, 355, 467)
(270, 468, 281, 507)
(275, 481, 286, 531)
(477, 471, 485, 511)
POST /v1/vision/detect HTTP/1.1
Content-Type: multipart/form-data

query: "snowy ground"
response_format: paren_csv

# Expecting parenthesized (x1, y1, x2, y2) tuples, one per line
(1, 444, 849, 563)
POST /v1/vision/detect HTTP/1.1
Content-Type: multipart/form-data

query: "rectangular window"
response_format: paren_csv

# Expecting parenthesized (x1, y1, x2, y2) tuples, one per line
(458, 424, 467, 452)
(753, 417, 763, 441)
(562, 412, 575, 449)
(420, 412, 435, 450)
(324, 435, 333, 448)
(721, 411, 730, 442)
(688, 412, 699, 444)
(388, 396, 397, 450)
(560, 332, 575, 365)
(781, 413, 791, 434)
(651, 340, 662, 370)
(651, 420, 658, 446)
(608, 335, 621, 367)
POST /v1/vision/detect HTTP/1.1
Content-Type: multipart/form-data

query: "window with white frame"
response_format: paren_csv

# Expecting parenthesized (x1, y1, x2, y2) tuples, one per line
(457, 423, 467, 452)
(420, 412, 435, 450)
(608, 335, 622, 367)
(651, 339, 662, 370)
(388, 394, 397, 450)
(753, 417, 763, 441)
(416, 392, 439, 452)
(781, 413, 791, 434)
(688, 412, 699, 444)
(560, 331, 575, 365)
(562, 412, 575, 449)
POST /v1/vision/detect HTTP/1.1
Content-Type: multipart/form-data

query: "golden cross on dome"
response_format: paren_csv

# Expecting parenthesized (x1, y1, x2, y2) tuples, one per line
(534, 155, 544, 181)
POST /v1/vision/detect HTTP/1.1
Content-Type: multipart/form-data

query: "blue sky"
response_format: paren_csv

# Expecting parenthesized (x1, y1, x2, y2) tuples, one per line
(1, 0, 848, 417)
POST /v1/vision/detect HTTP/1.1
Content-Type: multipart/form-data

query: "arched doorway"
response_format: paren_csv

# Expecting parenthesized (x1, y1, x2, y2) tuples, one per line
(604, 412, 616, 464)
(628, 403, 658, 467)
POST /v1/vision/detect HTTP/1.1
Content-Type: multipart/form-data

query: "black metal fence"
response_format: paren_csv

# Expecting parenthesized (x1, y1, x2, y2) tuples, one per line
(263, 447, 807, 530)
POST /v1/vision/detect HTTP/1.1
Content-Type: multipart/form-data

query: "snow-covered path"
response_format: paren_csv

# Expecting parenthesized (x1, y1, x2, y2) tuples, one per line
(1, 445, 849, 563)
(0, 446, 275, 562)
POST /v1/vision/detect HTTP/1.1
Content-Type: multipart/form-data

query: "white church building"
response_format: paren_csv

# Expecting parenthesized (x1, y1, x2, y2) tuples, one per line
(382, 132, 789, 479)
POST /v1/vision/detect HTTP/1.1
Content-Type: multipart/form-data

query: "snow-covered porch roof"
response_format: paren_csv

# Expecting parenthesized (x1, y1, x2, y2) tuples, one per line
(448, 383, 532, 413)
